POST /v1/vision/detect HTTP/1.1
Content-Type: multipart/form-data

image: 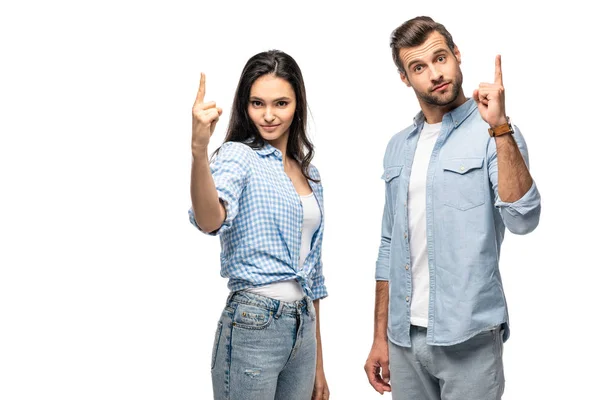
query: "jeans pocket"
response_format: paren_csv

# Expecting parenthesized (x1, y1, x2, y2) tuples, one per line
(211, 321, 223, 370)
(232, 303, 273, 330)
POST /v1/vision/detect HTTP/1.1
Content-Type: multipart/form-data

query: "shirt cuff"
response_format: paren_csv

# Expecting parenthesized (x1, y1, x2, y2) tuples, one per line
(495, 181, 541, 216)
(375, 261, 390, 281)
(188, 195, 233, 236)
(310, 284, 328, 300)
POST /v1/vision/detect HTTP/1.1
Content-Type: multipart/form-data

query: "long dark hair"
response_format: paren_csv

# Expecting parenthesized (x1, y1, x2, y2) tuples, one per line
(217, 50, 317, 182)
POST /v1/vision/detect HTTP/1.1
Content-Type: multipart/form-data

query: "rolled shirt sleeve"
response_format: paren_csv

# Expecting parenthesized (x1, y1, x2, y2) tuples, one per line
(188, 142, 251, 235)
(309, 258, 328, 300)
(487, 124, 541, 235)
(376, 170, 396, 281)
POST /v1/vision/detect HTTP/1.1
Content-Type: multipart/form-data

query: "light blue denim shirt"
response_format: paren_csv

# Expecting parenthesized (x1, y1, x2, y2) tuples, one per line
(189, 141, 327, 300)
(376, 98, 541, 347)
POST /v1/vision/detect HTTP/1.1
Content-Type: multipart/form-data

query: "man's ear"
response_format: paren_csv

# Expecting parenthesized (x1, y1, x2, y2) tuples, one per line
(453, 45, 461, 64)
(400, 72, 411, 87)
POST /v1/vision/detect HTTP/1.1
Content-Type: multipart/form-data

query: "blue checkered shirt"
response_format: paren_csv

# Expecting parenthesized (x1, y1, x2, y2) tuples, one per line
(189, 141, 328, 300)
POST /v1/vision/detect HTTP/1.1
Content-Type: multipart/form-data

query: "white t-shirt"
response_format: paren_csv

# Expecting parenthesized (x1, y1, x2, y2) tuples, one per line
(408, 121, 441, 327)
(246, 192, 321, 302)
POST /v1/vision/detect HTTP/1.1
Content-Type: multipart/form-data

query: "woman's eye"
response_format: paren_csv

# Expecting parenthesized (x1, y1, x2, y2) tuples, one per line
(251, 101, 262, 107)
(277, 101, 288, 107)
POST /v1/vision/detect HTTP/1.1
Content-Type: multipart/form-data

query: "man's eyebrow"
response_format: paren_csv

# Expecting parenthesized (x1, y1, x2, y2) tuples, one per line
(406, 48, 449, 69)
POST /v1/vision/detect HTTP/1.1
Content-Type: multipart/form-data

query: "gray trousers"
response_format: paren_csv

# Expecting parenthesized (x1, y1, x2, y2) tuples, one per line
(389, 325, 505, 400)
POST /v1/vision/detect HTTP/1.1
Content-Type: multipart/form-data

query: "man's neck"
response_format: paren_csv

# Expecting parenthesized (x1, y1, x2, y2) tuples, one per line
(419, 91, 467, 124)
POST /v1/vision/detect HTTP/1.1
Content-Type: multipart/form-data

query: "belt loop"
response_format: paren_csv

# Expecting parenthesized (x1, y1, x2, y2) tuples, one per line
(226, 291, 235, 306)
(273, 299, 284, 319)
(305, 296, 316, 320)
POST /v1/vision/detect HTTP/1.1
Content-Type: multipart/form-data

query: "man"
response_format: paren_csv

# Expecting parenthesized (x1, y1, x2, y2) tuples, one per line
(364, 16, 541, 400)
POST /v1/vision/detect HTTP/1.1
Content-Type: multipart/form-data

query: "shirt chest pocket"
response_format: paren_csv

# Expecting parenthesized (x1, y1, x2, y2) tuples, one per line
(441, 158, 485, 211)
(382, 166, 403, 214)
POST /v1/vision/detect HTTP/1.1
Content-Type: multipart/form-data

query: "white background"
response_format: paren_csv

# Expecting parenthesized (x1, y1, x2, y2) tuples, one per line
(1, 0, 597, 399)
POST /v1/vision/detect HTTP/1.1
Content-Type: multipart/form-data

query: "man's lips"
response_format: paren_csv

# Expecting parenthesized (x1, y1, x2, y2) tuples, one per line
(432, 82, 450, 92)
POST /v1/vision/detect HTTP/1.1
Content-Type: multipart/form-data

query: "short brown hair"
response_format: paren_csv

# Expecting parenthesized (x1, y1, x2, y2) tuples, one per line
(390, 16, 455, 74)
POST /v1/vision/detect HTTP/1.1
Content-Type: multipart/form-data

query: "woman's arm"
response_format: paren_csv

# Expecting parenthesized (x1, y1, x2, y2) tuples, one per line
(190, 73, 226, 232)
(312, 299, 330, 400)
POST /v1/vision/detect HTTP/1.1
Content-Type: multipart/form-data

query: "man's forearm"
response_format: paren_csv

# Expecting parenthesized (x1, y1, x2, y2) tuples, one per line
(495, 135, 533, 203)
(374, 281, 389, 342)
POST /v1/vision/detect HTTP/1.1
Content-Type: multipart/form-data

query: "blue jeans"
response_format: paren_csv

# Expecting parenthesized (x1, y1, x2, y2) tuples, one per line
(211, 291, 317, 400)
(389, 325, 505, 400)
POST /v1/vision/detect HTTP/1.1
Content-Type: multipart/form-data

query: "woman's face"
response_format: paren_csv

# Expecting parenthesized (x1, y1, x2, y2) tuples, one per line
(247, 74, 296, 144)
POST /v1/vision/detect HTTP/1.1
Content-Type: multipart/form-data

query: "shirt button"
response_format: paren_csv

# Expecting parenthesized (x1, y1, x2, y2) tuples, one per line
(404, 233, 407, 239)
(405, 264, 409, 270)
(405, 296, 410, 302)
(460, 166, 465, 171)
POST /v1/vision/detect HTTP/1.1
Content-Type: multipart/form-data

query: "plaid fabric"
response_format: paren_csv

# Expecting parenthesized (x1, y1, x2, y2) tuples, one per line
(189, 141, 327, 300)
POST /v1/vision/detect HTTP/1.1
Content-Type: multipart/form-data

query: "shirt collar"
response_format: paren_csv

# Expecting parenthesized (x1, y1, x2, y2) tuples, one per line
(255, 142, 282, 159)
(254, 142, 318, 182)
(412, 97, 478, 130)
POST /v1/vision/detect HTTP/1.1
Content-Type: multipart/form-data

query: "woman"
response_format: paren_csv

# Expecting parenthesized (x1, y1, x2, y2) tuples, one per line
(188, 50, 329, 400)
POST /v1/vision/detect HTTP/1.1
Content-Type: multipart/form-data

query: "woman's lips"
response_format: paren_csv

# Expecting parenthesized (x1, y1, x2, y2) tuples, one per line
(261, 124, 280, 132)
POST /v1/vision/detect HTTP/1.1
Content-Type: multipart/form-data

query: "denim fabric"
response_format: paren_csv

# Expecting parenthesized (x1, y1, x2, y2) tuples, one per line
(376, 99, 541, 346)
(389, 325, 505, 400)
(211, 291, 317, 400)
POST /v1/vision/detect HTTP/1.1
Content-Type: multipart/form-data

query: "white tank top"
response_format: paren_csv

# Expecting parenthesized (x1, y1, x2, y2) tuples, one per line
(245, 192, 321, 302)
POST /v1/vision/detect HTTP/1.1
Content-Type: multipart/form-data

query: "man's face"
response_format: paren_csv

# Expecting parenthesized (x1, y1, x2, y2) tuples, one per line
(399, 31, 463, 107)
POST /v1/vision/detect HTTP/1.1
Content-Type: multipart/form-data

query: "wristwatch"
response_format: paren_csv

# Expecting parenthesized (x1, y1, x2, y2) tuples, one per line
(488, 116, 514, 137)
